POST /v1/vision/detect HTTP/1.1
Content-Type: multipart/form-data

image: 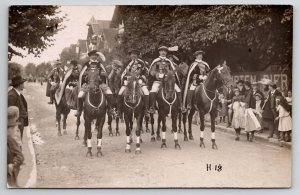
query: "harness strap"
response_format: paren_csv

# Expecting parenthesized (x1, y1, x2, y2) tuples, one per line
(161, 88, 177, 116)
(124, 95, 141, 111)
(201, 83, 217, 114)
(87, 90, 104, 110)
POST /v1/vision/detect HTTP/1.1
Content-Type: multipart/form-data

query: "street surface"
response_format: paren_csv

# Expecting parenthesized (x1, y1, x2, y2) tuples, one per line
(24, 83, 291, 188)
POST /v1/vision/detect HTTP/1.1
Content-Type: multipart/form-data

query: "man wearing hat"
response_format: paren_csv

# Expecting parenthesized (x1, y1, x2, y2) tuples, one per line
(183, 50, 210, 111)
(148, 46, 184, 114)
(236, 79, 246, 96)
(262, 81, 282, 139)
(117, 49, 150, 116)
(46, 60, 64, 104)
(75, 50, 116, 117)
(8, 75, 28, 140)
(7, 107, 24, 187)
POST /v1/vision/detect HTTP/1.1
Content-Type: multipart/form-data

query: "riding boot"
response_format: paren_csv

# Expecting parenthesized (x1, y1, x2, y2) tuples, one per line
(144, 95, 150, 117)
(75, 97, 83, 117)
(177, 92, 186, 113)
(149, 92, 156, 114)
(186, 90, 194, 111)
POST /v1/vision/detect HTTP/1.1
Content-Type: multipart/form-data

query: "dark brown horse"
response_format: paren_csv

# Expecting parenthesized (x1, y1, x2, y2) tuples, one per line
(150, 71, 181, 149)
(192, 64, 233, 149)
(123, 75, 144, 154)
(83, 69, 107, 157)
(54, 89, 70, 136)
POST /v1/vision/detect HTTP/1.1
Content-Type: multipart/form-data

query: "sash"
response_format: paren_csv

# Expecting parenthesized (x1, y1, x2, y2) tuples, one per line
(183, 60, 209, 106)
(121, 59, 145, 81)
(55, 68, 72, 104)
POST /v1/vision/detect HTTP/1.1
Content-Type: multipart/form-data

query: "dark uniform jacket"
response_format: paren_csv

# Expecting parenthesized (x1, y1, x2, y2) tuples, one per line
(188, 60, 210, 86)
(81, 61, 107, 85)
(8, 88, 28, 127)
(262, 89, 282, 119)
(122, 59, 148, 83)
(245, 89, 256, 109)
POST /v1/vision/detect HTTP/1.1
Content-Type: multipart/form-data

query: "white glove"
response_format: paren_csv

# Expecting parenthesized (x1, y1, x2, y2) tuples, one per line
(138, 79, 143, 84)
(124, 80, 128, 86)
(50, 82, 56, 86)
(159, 73, 164, 79)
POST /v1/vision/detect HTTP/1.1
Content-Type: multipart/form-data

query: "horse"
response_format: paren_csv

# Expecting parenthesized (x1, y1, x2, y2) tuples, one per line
(186, 64, 233, 149)
(54, 88, 71, 136)
(150, 71, 181, 149)
(83, 68, 107, 157)
(123, 75, 145, 154)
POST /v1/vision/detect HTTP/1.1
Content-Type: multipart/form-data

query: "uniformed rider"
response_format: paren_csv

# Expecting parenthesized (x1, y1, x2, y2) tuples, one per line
(47, 60, 64, 104)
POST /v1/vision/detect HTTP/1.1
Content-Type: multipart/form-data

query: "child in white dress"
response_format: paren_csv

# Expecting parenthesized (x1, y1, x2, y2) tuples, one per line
(275, 96, 292, 142)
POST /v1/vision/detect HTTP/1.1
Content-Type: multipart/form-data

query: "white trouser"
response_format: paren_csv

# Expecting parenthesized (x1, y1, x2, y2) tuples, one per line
(150, 81, 181, 93)
(118, 85, 149, 95)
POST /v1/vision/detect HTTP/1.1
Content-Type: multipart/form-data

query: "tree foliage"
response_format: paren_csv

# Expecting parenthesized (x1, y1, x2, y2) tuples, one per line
(25, 63, 36, 76)
(35, 62, 53, 78)
(60, 45, 78, 64)
(8, 62, 23, 80)
(9, 6, 66, 60)
(111, 5, 292, 71)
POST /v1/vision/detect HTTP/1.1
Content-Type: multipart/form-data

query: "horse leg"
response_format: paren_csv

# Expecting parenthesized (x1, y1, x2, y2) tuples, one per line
(75, 115, 80, 140)
(182, 112, 188, 141)
(83, 125, 87, 147)
(161, 116, 167, 148)
(145, 115, 150, 133)
(115, 117, 120, 136)
(210, 111, 218, 150)
(188, 108, 195, 140)
(124, 113, 131, 153)
(107, 115, 113, 136)
(85, 116, 92, 158)
(178, 112, 183, 134)
(96, 116, 105, 157)
(172, 111, 181, 149)
(135, 114, 143, 154)
(129, 113, 134, 144)
(62, 112, 68, 135)
(199, 112, 206, 148)
(56, 106, 62, 136)
(150, 113, 156, 142)
(156, 114, 161, 141)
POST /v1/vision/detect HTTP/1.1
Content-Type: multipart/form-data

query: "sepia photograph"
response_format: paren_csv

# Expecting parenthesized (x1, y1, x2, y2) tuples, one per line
(7, 5, 292, 188)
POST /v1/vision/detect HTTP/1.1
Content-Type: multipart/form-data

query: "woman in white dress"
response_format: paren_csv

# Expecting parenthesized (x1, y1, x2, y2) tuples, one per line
(231, 88, 246, 141)
(275, 96, 292, 142)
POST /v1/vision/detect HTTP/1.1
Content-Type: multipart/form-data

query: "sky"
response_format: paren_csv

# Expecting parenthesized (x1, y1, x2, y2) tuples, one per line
(10, 5, 115, 66)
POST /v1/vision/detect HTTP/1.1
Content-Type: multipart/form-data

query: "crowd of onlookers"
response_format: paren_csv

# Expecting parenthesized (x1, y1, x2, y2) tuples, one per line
(7, 75, 29, 187)
(217, 79, 292, 144)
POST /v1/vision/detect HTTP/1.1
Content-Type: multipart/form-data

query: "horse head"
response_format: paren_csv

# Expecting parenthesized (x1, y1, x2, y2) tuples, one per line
(87, 68, 101, 93)
(124, 74, 140, 104)
(208, 61, 233, 90)
(163, 71, 176, 101)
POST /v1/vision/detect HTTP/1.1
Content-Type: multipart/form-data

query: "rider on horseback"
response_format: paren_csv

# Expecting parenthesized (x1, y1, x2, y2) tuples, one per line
(117, 49, 150, 116)
(183, 50, 210, 111)
(75, 50, 116, 117)
(148, 46, 185, 114)
(47, 60, 64, 104)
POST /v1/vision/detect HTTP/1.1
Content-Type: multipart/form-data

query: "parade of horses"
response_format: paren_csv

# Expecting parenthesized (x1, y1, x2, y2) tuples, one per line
(7, 5, 292, 188)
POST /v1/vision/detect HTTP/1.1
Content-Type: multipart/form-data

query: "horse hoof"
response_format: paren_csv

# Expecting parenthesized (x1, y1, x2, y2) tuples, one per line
(75, 135, 79, 140)
(146, 129, 150, 133)
(151, 137, 156, 142)
(97, 149, 103, 157)
(189, 135, 194, 140)
(175, 143, 181, 150)
(200, 142, 205, 148)
(63, 130, 67, 135)
(212, 143, 218, 150)
(125, 149, 131, 153)
(58, 131, 62, 136)
(135, 150, 141, 154)
(161, 143, 167, 149)
(184, 136, 188, 142)
(178, 129, 183, 134)
(156, 136, 161, 141)
(115, 132, 120, 136)
(86, 152, 92, 158)
(109, 132, 113, 137)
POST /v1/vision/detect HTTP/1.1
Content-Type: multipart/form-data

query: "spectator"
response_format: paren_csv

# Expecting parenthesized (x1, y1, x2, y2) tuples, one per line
(7, 106, 22, 147)
(285, 90, 292, 117)
(231, 88, 245, 141)
(254, 93, 264, 133)
(7, 106, 24, 187)
(226, 85, 234, 127)
(275, 96, 292, 142)
(262, 81, 282, 139)
(218, 93, 228, 123)
(244, 81, 256, 109)
(252, 82, 264, 101)
(8, 75, 29, 140)
(237, 80, 246, 96)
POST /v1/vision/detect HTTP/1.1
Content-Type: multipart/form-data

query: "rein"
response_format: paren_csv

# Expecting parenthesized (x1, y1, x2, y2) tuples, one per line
(161, 88, 177, 116)
(87, 89, 104, 110)
(201, 83, 217, 114)
(124, 94, 141, 111)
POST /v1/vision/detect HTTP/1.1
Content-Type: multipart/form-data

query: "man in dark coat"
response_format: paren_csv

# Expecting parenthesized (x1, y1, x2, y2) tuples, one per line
(244, 81, 256, 109)
(237, 80, 246, 96)
(226, 85, 234, 127)
(46, 60, 64, 104)
(8, 75, 28, 140)
(262, 82, 282, 139)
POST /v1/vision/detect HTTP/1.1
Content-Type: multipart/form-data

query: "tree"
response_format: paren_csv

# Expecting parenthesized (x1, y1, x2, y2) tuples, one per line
(36, 62, 53, 78)
(111, 5, 292, 71)
(60, 45, 78, 64)
(8, 62, 23, 80)
(9, 6, 66, 60)
(25, 63, 36, 76)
